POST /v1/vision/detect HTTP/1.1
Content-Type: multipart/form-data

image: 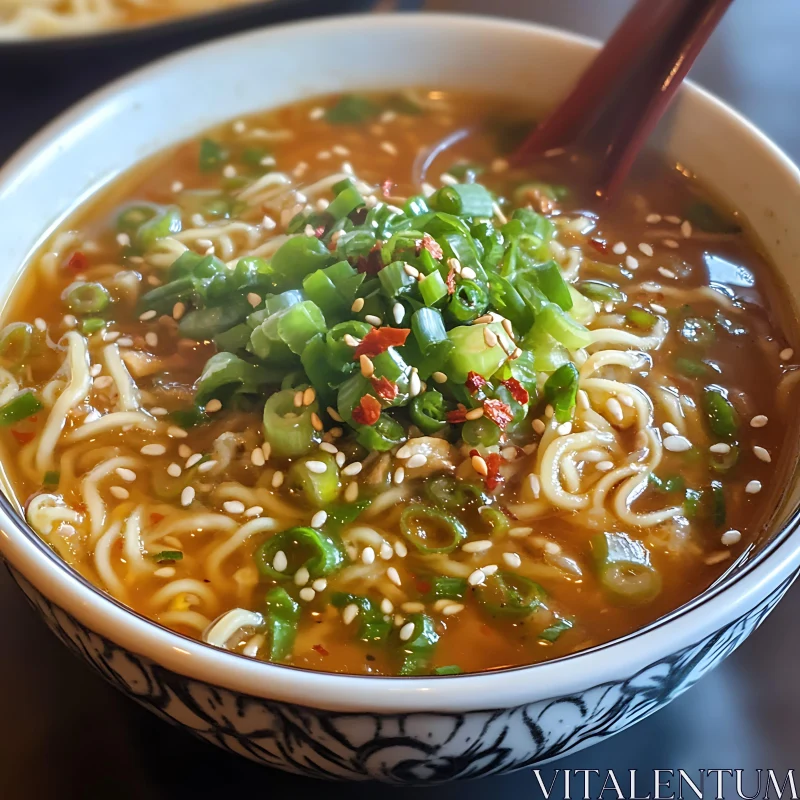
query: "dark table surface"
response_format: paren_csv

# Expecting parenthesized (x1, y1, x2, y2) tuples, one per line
(1, 1, 799, 798)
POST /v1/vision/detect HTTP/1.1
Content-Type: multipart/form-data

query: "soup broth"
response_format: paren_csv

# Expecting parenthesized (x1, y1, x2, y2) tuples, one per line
(2, 90, 797, 676)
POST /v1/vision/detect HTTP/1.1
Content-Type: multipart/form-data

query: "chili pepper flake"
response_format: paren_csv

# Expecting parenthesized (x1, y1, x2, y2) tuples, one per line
(66, 251, 88, 271)
(354, 326, 410, 358)
(482, 399, 513, 429)
(312, 644, 330, 656)
(352, 394, 381, 426)
(446, 264, 457, 295)
(417, 232, 443, 260)
(370, 376, 398, 401)
(485, 452, 503, 491)
(11, 429, 34, 445)
(355, 244, 384, 275)
(380, 179, 394, 198)
(446, 408, 468, 424)
(501, 377, 530, 405)
(314, 226, 326, 239)
(588, 238, 609, 255)
(465, 371, 487, 394)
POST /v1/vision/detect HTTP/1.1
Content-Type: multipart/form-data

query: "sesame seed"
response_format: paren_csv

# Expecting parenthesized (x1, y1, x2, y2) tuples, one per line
(115, 468, 137, 483)
(327, 406, 344, 423)
(663, 435, 692, 453)
(380, 598, 394, 614)
(471, 455, 488, 476)
(750, 415, 768, 428)
(402, 263, 420, 279)
(342, 604, 359, 625)
(441, 603, 464, 616)
(251, 448, 265, 467)
(167, 463, 182, 478)
(745, 480, 762, 494)
(394, 541, 408, 558)
(311, 510, 328, 528)
(185, 453, 203, 468)
(483, 327, 498, 347)
(501, 446, 518, 460)
(663, 422, 680, 436)
(312, 578, 327, 592)
(638, 243, 654, 257)
(680, 220, 693, 238)
(780, 348, 794, 361)
(473, 314, 493, 324)
(349, 297, 366, 314)
(244, 506, 263, 518)
(306, 460, 327, 475)
(721, 529, 742, 546)
(335, 451, 346, 468)
(180, 486, 195, 507)
(532, 419, 546, 434)
(172, 302, 186, 320)
(646, 213, 662, 224)
(178, 444, 192, 459)
(709, 443, 731, 454)
(503, 552, 522, 568)
(650, 303, 667, 314)
(468, 569, 486, 586)
(167, 425, 188, 439)
(359, 354, 375, 378)
(294, 566, 310, 586)
(344, 481, 358, 502)
(293, 390, 304, 408)
(246, 292, 261, 308)
(272, 550, 288, 572)
(223, 500, 245, 515)
(431, 371, 448, 385)
(596, 461, 614, 472)
(319, 442, 338, 455)
(665, 215, 681, 224)
(109, 486, 129, 500)
(90, 364, 102, 377)
(141, 444, 166, 456)
(664, 239, 680, 249)
(406, 454, 428, 469)
(605, 397, 624, 422)
(390, 302, 406, 325)
(528, 474, 541, 498)
(301, 387, 316, 407)
(145, 332, 158, 348)
(393, 466, 405, 485)
(409, 371, 422, 397)
(364, 314, 382, 326)
(462, 540, 492, 554)
(465, 407, 484, 421)
(705, 551, 731, 566)
(380, 141, 398, 156)
(311, 412, 324, 432)
(509, 527, 533, 539)
(658, 267, 676, 279)
(612, 242, 626, 255)
(544, 405, 554, 419)
(544, 542, 561, 555)
(343, 334, 360, 348)
(501, 318, 514, 339)
(361, 546, 375, 565)
(753, 446, 771, 463)
(205, 399, 222, 413)
(309, 106, 325, 120)
(271, 470, 284, 488)
(154, 567, 176, 578)
(261, 442, 271, 461)
(139, 309, 157, 321)
(341, 462, 362, 477)
(557, 421, 573, 436)
(481, 564, 498, 576)
(299, 588, 316, 602)
(491, 158, 509, 173)
(399, 622, 416, 641)
(380, 542, 393, 560)
(171, 181, 184, 194)
(198, 460, 216, 474)
(93, 376, 113, 390)
(386, 567, 402, 586)
(461, 266, 477, 280)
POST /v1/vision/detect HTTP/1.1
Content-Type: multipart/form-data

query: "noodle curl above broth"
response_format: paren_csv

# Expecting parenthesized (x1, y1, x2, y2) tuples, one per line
(3, 90, 797, 676)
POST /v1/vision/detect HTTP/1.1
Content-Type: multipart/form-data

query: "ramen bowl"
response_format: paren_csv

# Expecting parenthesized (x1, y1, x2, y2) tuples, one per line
(1, 13, 799, 783)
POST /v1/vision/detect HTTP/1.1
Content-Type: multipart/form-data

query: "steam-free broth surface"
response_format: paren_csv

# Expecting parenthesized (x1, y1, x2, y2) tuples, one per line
(3, 91, 797, 676)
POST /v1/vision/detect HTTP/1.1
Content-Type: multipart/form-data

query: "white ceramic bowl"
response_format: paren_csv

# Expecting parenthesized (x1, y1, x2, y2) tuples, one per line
(1, 13, 799, 783)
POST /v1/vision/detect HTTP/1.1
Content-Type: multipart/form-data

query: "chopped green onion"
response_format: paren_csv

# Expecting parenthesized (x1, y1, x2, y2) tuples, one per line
(264, 587, 301, 662)
(463, 416, 501, 447)
(0, 322, 33, 365)
(325, 95, 380, 124)
(424, 475, 488, 510)
(63, 282, 111, 315)
(288, 453, 341, 507)
(447, 279, 489, 323)
(116, 203, 158, 234)
(544, 362, 579, 423)
(710, 444, 739, 473)
(535, 303, 591, 349)
(153, 550, 183, 563)
(327, 185, 365, 220)
(135, 206, 182, 251)
(476, 571, 547, 618)
(355, 413, 405, 452)
(418, 270, 449, 307)
(428, 575, 468, 601)
(674, 357, 712, 379)
(534, 261, 573, 311)
(409, 390, 449, 434)
(710, 480, 726, 527)
(626, 306, 658, 330)
(179, 300, 251, 341)
(195, 352, 269, 407)
(331, 593, 391, 643)
(446, 323, 513, 383)
(199, 138, 228, 172)
(430, 183, 494, 218)
(679, 317, 715, 348)
(0, 390, 42, 425)
(80, 318, 106, 335)
(411, 308, 453, 366)
(685, 201, 741, 234)
(397, 613, 439, 676)
(400, 504, 467, 554)
(539, 617, 574, 642)
(433, 665, 463, 675)
(270, 236, 334, 284)
(43, 470, 60, 486)
(255, 526, 345, 581)
(702, 387, 739, 440)
(262, 388, 321, 458)
(378, 260, 416, 298)
(477, 505, 510, 536)
(591, 532, 661, 605)
(578, 280, 626, 303)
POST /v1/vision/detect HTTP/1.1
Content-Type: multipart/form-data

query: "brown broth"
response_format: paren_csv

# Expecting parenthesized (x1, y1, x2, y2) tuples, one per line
(1, 90, 797, 676)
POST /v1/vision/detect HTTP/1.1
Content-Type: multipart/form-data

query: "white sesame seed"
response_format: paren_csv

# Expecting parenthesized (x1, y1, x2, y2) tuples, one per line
(471, 454, 488, 476)
(154, 567, 176, 578)
(380, 542, 394, 560)
(223, 500, 245, 515)
(612, 242, 627, 255)
(491, 158, 509, 173)
(680, 220, 693, 238)
(342, 462, 362, 477)
(344, 481, 358, 502)
(664, 435, 692, 453)
(306, 460, 327, 474)
(272, 550, 288, 572)
(638, 242, 654, 257)
(139, 309, 157, 321)
(650, 303, 667, 314)
(115, 467, 137, 483)
(406, 454, 428, 469)
(272, 470, 284, 488)
(441, 603, 465, 616)
(709, 443, 731, 454)
(557, 421, 573, 436)
(750, 415, 768, 428)
(605, 397, 624, 422)
(624, 254, 639, 270)
(342, 604, 359, 625)
(167, 425, 188, 439)
(481, 564, 499, 576)
(205, 399, 222, 413)
(312, 578, 327, 592)
(483, 327, 498, 347)
(664, 239, 680, 249)
(409, 371, 422, 398)
(109, 486, 129, 500)
(721, 529, 742, 546)
(528, 473, 541, 498)
(780, 348, 794, 361)
(309, 106, 325, 120)
(251, 448, 265, 467)
(503, 552, 522, 568)
(198, 460, 217, 474)
(386, 567, 402, 586)
(532, 419, 546, 434)
(380, 598, 394, 614)
(380, 141, 398, 156)
(334, 450, 345, 468)
(93, 376, 113, 390)
(392, 302, 405, 325)
(359, 354, 374, 378)
(745, 480, 762, 494)
(663, 422, 680, 436)
(141, 444, 166, 456)
(171, 181, 184, 194)
(311, 510, 328, 528)
(180, 486, 195, 507)
(319, 442, 338, 455)
(178, 444, 192, 459)
(753, 446, 771, 463)
(468, 569, 486, 586)
(185, 453, 203, 468)
(167, 463, 182, 478)
(658, 267, 676, 279)
(298, 587, 315, 603)
(244, 506, 263, 518)
(465, 407, 484, 421)
(172, 302, 186, 320)
(403, 263, 420, 278)
(393, 466, 405, 485)
(399, 621, 416, 641)
(361, 546, 375, 565)
(294, 566, 310, 587)
(646, 213, 662, 224)
(509, 526, 533, 538)
(364, 314, 382, 326)
(394, 541, 407, 558)
(596, 461, 614, 472)
(351, 297, 365, 313)
(462, 540, 492, 554)
(460, 266, 477, 281)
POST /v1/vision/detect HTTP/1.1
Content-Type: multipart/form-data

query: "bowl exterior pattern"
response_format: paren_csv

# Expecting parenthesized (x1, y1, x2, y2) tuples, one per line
(7, 565, 794, 782)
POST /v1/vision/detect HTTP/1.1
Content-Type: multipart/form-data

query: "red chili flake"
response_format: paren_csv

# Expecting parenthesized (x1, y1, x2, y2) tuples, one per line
(150, 513, 165, 524)
(312, 644, 330, 657)
(417, 232, 443, 260)
(352, 394, 382, 426)
(446, 264, 457, 295)
(501, 377, 529, 405)
(355, 244, 384, 276)
(482, 399, 513, 429)
(465, 371, 487, 394)
(588, 237, 609, 254)
(354, 326, 410, 358)
(485, 452, 503, 491)
(380, 179, 394, 198)
(314, 226, 326, 239)
(415, 579, 432, 595)
(66, 251, 89, 271)
(446, 408, 468, 424)
(11, 429, 34, 445)
(370, 375, 398, 401)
